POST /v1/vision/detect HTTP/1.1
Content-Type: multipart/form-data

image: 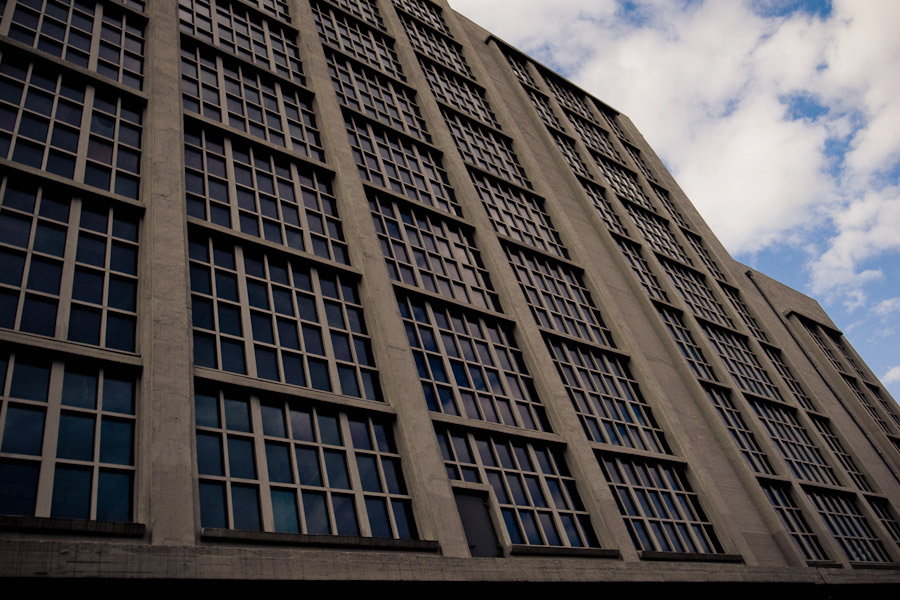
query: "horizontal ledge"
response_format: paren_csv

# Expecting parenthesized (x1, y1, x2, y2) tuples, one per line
(806, 560, 843, 569)
(201, 528, 440, 552)
(509, 545, 620, 559)
(848, 562, 900, 570)
(638, 551, 743, 563)
(0, 515, 145, 538)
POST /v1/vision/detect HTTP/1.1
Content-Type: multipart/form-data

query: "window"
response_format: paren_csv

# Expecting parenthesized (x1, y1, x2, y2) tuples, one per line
(761, 345, 815, 411)
(762, 483, 829, 562)
(195, 387, 417, 538)
(655, 306, 718, 381)
(552, 133, 592, 179)
(842, 375, 892, 434)
(595, 155, 654, 212)
(809, 416, 871, 491)
(661, 259, 733, 328)
(249, 0, 292, 21)
(806, 490, 891, 563)
(683, 230, 724, 280)
(719, 284, 768, 343)
(0, 178, 139, 351)
(313, 1, 403, 81)
(393, 0, 450, 36)
(505, 246, 614, 347)
(749, 399, 839, 486)
(184, 125, 348, 264)
(655, 186, 691, 231)
(502, 51, 537, 88)
(582, 182, 628, 237)
(867, 497, 900, 546)
(623, 143, 657, 183)
(398, 14, 471, 78)
(326, 50, 429, 142)
(437, 427, 599, 548)
(178, 0, 304, 84)
(421, 59, 498, 128)
(701, 323, 782, 400)
(7, 0, 145, 89)
(568, 113, 620, 161)
(702, 384, 774, 475)
(472, 172, 568, 260)
(0, 351, 137, 522)
(189, 233, 380, 400)
(525, 89, 562, 130)
(181, 43, 324, 161)
(549, 339, 669, 454)
(443, 109, 529, 189)
(544, 77, 594, 124)
(625, 205, 693, 266)
(598, 454, 723, 554)
(345, 114, 458, 215)
(370, 193, 499, 311)
(617, 238, 669, 303)
(329, 0, 384, 30)
(398, 295, 550, 432)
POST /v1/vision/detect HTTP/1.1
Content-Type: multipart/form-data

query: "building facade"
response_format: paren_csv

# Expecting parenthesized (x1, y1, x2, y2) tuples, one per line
(0, 0, 898, 586)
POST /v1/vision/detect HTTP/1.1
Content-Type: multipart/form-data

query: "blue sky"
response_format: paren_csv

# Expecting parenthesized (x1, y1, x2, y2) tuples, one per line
(449, 0, 900, 401)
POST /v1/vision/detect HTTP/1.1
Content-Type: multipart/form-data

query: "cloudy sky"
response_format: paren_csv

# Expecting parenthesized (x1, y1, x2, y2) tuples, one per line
(449, 0, 900, 400)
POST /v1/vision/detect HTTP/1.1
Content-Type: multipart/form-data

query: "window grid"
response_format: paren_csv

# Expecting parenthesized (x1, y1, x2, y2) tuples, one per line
(312, 1, 403, 81)
(867, 497, 900, 546)
(178, 0, 305, 84)
(655, 186, 691, 231)
(83, 87, 142, 199)
(398, 295, 550, 432)
(625, 204, 693, 266)
(616, 237, 669, 303)
(443, 109, 530, 189)
(502, 51, 537, 88)
(552, 133, 592, 179)
(683, 230, 724, 280)
(867, 384, 900, 431)
(328, 0, 384, 30)
(749, 399, 839, 486)
(195, 387, 417, 539)
(526, 89, 562, 130)
(809, 415, 872, 492)
(568, 113, 620, 160)
(370, 193, 499, 311)
(437, 427, 600, 548)
(345, 114, 459, 215)
(582, 182, 628, 237)
(802, 320, 844, 373)
(655, 306, 718, 382)
(189, 233, 381, 401)
(717, 286, 767, 343)
(702, 384, 774, 475)
(326, 50, 429, 142)
(598, 453, 724, 554)
(826, 331, 868, 382)
(505, 246, 614, 347)
(762, 346, 815, 411)
(806, 490, 891, 563)
(598, 106, 628, 140)
(842, 375, 892, 435)
(761, 483, 829, 562)
(250, 0, 291, 22)
(398, 14, 472, 78)
(549, 339, 669, 454)
(623, 143, 656, 183)
(183, 125, 349, 264)
(701, 323, 782, 401)
(544, 77, 595, 124)
(0, 179, 139, 352)
(661, 259, 733, 329)
(180, 43, 324, 162)
(7, 0, 145, 89)
(421, 59, 498, 128)
(393, 0, 450, 35)
(0, 352, 137, 523)
(472, 173, 568, 260)
(595, 156, 654, 212)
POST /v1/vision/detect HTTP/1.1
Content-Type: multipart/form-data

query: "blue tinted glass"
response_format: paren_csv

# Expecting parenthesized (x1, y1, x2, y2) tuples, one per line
(271, 489, 299, 533)
(302, 491, 329, 534)
(265, 442, 292, 483)
(296, 447, 321, 486)
(110, 242, 137, 274)
(199, 481, 227, 528)
(220, 339, 245, 373)
(80, 205, 107, 232)
(520, 511, 542, 545)
(289, 408, 314, 441)
(1, 405, 44, 455)
(20, 295, 57, 336)
(255, 347, 278, 380)
(214, 272, 237, 301)
(11, 359, 50, 401)
(192, 297, 213, 329)
(193, 333, 216, 368)
(196, 433, 223, 476)
(338, 366, 359, 397)
(302, 326, 323, 355)
(51, 466, 91, 519)
(97, 470, 132, 522)
(308, 358, 330, 391)
(348, 419, 371, 450)
(100, 418, 133, 465)
(57, 413, 95, 460)
(332, 494, 359, 536)
(107, 276, 135, 311)
(227, 437, 256, 479)
(503, 508, 523, 544)
(39, 196, 70, 222)
(72, 268, 104, 303)
(190, 265, 211, 294)
(0, 248, 25, 285)
(356, 455, 381, 492)
(231, 484, 260, 530)
(250, 313, 273, 343)
(76, 234, 106, 266)
(324, 450, 349, 489)
(382, 458, 404, 494)
(33, 223, 67, 256)
(282, 353, 305, 386)
(317, 412, 341, 445)
(392, 500, 415, 540)
(0, 460, 39, 516)
(260, 403, 285, 437)
(365, 497, 391, 538)
(68, 305, 101, 344)
(224, 396, 251, 432)
(103, 375, 134, 414)
(105, 313, 135, 351)
(194, 392, 219, 428)
(217, 303, 241, 336)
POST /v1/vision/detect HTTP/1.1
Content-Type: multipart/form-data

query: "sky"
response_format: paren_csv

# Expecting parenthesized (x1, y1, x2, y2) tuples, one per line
(448, 0, 900, 401)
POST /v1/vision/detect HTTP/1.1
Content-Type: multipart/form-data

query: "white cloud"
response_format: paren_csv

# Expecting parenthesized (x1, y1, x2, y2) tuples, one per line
(883, 366, 900, 385)
(874, 297, 900, 316)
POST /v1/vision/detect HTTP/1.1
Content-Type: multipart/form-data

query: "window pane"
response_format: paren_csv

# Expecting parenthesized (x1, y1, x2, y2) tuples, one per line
(51, 466, 92, 519)
(97, 470, 132, 522)
(99, 418, 133, 465)
(231, 484, 260, 530)
(271, 488, 299, 533)
(62, 367, 98, 408)
(57, 413, 95, 461)
(199, 481, 227, 528)
(1, 405, 44, 455)
(0, 460, 39, 516)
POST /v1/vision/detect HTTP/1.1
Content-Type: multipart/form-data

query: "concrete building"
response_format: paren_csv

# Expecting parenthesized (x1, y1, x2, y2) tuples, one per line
(0, 0, 898, 588)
